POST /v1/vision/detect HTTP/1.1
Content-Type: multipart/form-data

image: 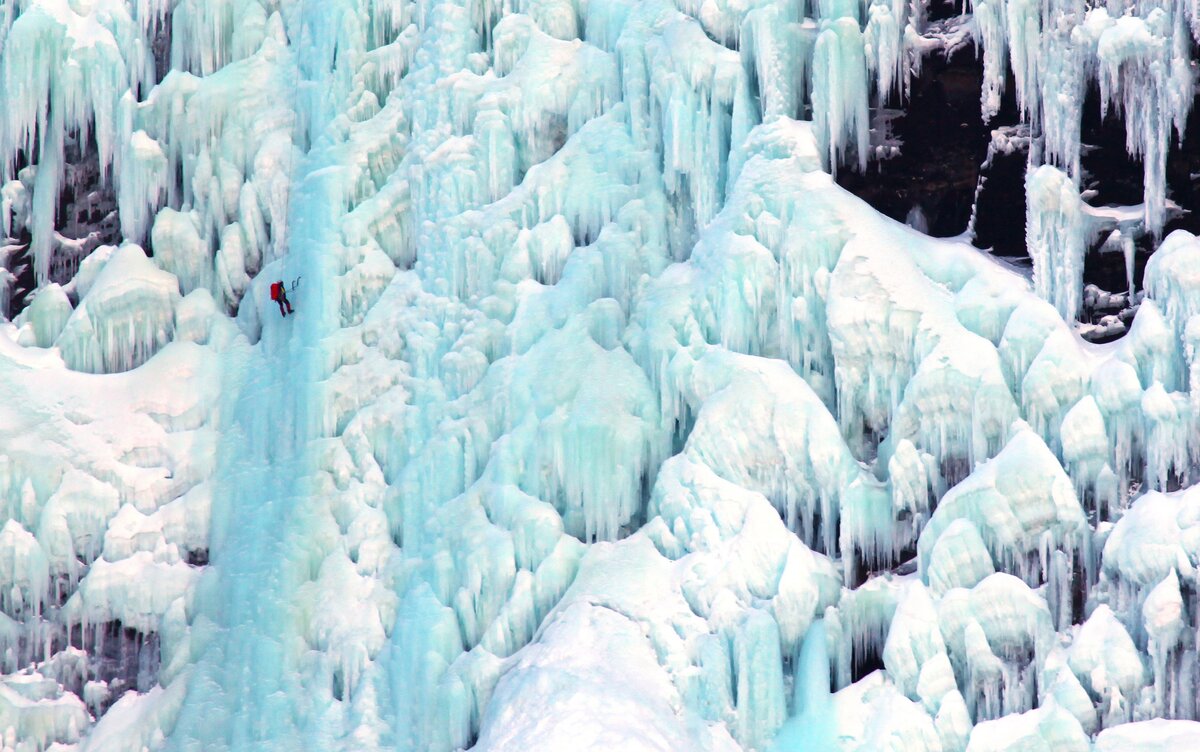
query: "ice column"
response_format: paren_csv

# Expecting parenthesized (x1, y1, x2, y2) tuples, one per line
(1026, 165, 1088, 321)
(811, 18, 869, 173)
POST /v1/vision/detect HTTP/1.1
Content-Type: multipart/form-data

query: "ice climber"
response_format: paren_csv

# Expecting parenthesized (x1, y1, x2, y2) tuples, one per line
(270, 280, 294, 317)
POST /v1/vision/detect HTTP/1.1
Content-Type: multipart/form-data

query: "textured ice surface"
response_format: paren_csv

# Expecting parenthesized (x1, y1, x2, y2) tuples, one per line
(1, 0, 1200, 750)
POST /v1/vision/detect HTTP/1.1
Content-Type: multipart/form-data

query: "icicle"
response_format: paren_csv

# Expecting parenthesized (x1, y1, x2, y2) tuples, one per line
(970, 0, 1010, 122)
(811, 18, 869, 173)
(1060, 395, 1109, 513)
(1038, 11, 1087, 180)
(0, 1, 149, 284)
(917, 427, 1086, 588)
(1004, 0, 1041, 123)
(864, 2, 904, 103)
(0, 521, 50, 618)
(1140, 382, 1190, 492)
(1144, 230, 1200, 343)
(1069, 604, 1147, 722)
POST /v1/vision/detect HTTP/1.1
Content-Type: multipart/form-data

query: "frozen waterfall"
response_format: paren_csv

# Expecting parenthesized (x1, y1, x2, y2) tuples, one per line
(2, 0, 1200, 750)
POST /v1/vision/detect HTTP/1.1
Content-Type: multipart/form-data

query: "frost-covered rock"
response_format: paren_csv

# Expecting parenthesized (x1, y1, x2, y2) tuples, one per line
(1102, 486, 1200, 590)
(918, 427, 1087, 588)
(55, 244, 181, 373)
(925, 520, 995, 596)
(828, 671, 942, 752)
(1067, 604, 1146, 718)
(0, 675, 90, 750)
(964, 702, 1089, 752)
(15, 283, 72, 348)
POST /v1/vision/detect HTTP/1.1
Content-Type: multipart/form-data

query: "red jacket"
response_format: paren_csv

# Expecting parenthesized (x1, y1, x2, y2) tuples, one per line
(270, 281, 283, 301)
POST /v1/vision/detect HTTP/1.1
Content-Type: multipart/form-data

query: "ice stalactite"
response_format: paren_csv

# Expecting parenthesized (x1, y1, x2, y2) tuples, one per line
(882, 584, 973, 749)
(1142, 569, 1184, 717)
(674, 350, 883, 563)
(0, 0, 297, 324)
(496, 322, 669, 543)
(940, 573, 1055, 722)
(152, 208, 212, 297)
(864, 1, 903, 102)
(0, 521, 50, 619)
(0, 296, 225, 748)
(170, 0, 276, 77)
(1004, 0, 1041, 125)
(887, 326, 1022, 479)
(1060, 395, 1113, 515)
(1069, 604, 1147, 726)
(648, 15, 756, 242)
(15, 283, 72, 348)
(1144, 230, 1200, 347)
(137, 31, 298, 310)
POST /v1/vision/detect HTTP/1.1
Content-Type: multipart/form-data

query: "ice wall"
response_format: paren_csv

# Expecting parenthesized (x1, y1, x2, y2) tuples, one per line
(1, 0, 1200, 751)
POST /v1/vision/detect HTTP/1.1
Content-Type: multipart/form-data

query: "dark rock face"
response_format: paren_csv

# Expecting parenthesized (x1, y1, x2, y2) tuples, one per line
(55, 133, 123, 282)
(836, 23, 1200, 342)
(1079, 89, 1200, 296)
(837, 44, 998, 240)
(151, 14, 174, 86)
(187, 549, 210, 567)
(76, 623, 161, 714)
(970, 144, 1027, 258)
(2, 235, 35, 320)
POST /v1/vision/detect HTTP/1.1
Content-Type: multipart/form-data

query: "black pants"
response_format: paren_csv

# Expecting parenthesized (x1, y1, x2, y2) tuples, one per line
(276, 292, 293, 316)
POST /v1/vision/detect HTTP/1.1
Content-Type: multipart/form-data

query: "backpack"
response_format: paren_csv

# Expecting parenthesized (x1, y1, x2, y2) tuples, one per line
(270, 281, 282, 301)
